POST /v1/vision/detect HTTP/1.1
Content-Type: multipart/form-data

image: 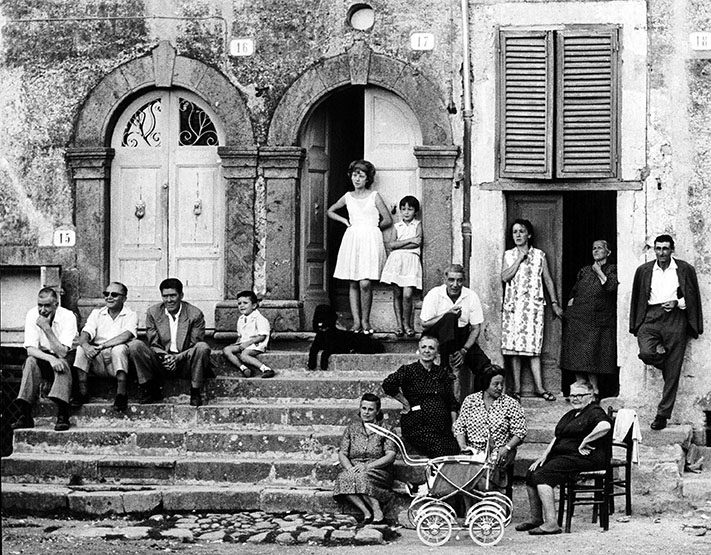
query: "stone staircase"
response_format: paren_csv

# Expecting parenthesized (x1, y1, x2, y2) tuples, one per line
(0, 339, 704, 518)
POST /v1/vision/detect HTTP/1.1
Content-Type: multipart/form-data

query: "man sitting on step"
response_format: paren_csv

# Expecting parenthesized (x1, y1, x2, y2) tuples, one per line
(12, 287, 78, 432)
(420, 264, 491, 399)
(70, 281, 138, 412)
(129, 277, 212, 407)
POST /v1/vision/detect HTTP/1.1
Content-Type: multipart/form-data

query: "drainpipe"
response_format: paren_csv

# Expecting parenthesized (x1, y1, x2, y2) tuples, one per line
(460, 0, 473, 280)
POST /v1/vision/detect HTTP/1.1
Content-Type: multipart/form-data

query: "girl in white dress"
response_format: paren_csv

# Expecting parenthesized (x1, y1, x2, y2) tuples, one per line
(327, 160, 392, 334)
(380, 196, 422, 337)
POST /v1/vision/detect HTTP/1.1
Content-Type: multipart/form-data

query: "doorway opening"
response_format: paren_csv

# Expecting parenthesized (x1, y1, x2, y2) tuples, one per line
(298, 86, 422, 327)
(505, 191, 617, 397)
(561, 190, 618, 398)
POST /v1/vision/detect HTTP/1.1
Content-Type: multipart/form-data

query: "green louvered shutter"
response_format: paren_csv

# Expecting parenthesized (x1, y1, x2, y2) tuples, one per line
(498, 30, 554, 179)
(556, 28, 619, 178)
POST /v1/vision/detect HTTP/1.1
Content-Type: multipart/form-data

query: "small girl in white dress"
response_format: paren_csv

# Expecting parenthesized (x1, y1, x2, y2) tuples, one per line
(380, 196, 422, 337)
(327, 160, 392, 334)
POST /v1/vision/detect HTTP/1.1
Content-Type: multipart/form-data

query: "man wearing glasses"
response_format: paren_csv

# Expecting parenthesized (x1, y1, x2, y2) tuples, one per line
(12, 287, 77, 431)
(70, 281, 137, 411)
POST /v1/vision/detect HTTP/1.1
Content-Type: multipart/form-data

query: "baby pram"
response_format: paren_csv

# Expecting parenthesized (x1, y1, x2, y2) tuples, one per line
(365, 422, 512, 547)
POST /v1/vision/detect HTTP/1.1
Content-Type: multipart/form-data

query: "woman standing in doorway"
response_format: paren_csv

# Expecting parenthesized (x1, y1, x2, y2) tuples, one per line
(501, 219, 564, 402)
(328, 160, 392, 334)
(560, 240, 618, 399)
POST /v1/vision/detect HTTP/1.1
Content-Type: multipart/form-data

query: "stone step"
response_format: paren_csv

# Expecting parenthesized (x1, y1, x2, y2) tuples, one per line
(0, 481, 353, 516)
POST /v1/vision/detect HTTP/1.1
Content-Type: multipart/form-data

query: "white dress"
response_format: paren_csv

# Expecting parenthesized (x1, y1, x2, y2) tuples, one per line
(333, 191, 386, 281)
(380, 219, 422, 289)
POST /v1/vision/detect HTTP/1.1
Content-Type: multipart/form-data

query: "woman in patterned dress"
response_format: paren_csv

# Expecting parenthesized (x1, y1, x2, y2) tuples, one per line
(501, 219, 564, 402)
(560, 240, 618, 399)
(382, 335, 460, 458)
(333, 393, 396, 523)
(454, 365, 527, 491)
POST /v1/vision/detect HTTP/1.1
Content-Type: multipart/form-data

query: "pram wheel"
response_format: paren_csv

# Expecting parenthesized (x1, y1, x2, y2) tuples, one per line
(468, 508, 505, 547)
(407, 496, 438, 527)
(416, 506, 454, 547)
(477, 492, 513, 526)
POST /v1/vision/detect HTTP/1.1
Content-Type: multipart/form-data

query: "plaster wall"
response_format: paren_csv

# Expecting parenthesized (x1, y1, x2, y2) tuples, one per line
(468, 0, 649, 372)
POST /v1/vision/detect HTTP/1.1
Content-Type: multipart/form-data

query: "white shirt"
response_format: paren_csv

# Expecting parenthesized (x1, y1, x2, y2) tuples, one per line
(82, 305, 138, 345)
(166, 305, 182, 353)
(649, 258, 686, 309)
(24, 305, 78, 352)
(420, 284, 484, 327)
(237, 309, 271, 352)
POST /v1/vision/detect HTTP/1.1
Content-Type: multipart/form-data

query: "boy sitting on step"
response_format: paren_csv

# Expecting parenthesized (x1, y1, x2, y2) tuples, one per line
(223, 291, 275, 378)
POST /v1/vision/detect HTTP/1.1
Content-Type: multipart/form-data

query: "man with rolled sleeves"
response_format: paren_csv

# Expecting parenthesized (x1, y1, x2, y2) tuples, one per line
(630, 234, 703, 430)
(12, 287, 77, 431)
(420, 264, 491, 398)
(70, 281, 137, 412)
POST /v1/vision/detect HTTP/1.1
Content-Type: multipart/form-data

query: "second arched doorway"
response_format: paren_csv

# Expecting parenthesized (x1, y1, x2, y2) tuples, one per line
(299, 86, 422, 326)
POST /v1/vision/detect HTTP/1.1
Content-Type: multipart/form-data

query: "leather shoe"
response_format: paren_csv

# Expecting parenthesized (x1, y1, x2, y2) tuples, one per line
(70, 392, 90, 409)
(54, 414, 70, 431)
(113, 393, 128, 411)
(11, 415, 34, 430)
(650, 416, 667, 430)
(189, 388, 202, 407)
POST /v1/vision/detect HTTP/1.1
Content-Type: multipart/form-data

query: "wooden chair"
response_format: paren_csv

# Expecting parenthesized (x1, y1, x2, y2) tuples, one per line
(608, 406, 635, 516)
(556, 423, 613, 533)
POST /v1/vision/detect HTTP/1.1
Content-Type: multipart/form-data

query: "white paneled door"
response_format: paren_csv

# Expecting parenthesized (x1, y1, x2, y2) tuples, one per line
(111, 91, 224, 326)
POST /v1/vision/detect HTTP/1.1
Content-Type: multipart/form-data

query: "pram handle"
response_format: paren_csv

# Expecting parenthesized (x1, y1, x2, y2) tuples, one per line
(364, 422, 430, 466)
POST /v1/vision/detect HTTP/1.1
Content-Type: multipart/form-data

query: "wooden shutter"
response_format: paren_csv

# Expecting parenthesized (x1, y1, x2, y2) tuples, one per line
(556, 28, 619, 178)
(498, 30, 554, 179)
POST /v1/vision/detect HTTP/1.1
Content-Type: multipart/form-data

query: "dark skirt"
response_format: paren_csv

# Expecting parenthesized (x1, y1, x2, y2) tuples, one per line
(526, 448, 606, 488)
(560, 320, 617, 375)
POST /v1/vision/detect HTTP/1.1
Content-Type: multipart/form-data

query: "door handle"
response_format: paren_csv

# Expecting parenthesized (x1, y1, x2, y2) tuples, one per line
(314, 202, 320, 216)
(162, 181, 169, 190)
(135, 199, 146, 219)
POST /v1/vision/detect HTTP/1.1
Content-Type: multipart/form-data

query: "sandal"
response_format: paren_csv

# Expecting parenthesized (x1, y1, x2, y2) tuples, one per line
(405, 328, 416, 337)
(363, 328, 375, 335)
(538, 390, 556, 402)
(394, 328, 405, 337)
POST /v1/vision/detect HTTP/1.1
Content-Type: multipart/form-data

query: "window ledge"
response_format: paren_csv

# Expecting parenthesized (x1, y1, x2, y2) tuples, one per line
(479, 179, 643, 191)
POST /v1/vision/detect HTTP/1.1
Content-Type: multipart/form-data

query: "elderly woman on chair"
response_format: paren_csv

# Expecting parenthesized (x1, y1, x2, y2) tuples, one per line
(517, 380, 611, 535)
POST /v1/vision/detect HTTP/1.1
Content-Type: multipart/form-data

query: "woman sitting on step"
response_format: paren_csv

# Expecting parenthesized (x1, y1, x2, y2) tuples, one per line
(333, 393, 396, 524)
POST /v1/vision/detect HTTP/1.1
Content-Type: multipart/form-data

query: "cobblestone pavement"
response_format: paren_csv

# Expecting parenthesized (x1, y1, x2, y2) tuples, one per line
(1, 507, 710, 555)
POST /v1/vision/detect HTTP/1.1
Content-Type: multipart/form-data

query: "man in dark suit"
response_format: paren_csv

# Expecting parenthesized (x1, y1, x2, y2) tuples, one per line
(629, 235, 703, 430)
(130, 278, 212, 407)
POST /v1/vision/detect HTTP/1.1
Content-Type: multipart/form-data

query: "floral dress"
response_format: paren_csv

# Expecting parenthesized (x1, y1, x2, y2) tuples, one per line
(501, 246, 547, 356)
(333, 420, 396, 502)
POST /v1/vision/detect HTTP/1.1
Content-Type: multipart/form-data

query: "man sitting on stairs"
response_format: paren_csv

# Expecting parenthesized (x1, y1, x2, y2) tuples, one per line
(129, 277, 212, 407)
(70, 281, 138, 412)
(12, 287, 77, 432)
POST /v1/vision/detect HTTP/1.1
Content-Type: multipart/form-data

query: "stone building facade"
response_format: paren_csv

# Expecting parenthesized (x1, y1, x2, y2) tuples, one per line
(1, 1, 709, 437)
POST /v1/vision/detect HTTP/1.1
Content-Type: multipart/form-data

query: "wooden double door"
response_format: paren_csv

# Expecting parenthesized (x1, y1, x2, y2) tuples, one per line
(110, 90, 225, 326)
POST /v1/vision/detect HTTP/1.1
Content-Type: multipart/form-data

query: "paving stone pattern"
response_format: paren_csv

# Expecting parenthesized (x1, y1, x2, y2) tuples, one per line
(47, 511, 396, 545)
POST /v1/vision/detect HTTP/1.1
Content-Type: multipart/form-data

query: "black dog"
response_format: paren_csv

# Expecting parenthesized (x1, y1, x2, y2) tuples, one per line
(307, 304, 384, 370)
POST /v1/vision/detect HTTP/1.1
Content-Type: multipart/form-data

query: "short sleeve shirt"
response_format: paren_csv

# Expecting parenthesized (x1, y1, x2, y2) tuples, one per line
(237, 309, 271, 352)
(24, 305, 78, 352)
(82, 305, 138, 345)
(420, 284, 484, 327)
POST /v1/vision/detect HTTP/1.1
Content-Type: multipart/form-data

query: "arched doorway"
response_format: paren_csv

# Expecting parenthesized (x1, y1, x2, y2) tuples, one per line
(299, 86, 422, 325)
(110, 90, 225, 324)
(67, 43, 255, 329)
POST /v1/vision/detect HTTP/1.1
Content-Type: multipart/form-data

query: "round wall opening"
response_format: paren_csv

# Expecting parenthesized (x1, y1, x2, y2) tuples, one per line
(347, 4, 375, 31)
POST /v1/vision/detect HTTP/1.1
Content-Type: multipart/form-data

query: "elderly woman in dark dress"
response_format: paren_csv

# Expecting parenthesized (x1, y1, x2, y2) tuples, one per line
(516, 380, 611, 535)
(382, 335, 460, 458)
(333, 393, 396, 523)
(561, 240, 618, 399)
